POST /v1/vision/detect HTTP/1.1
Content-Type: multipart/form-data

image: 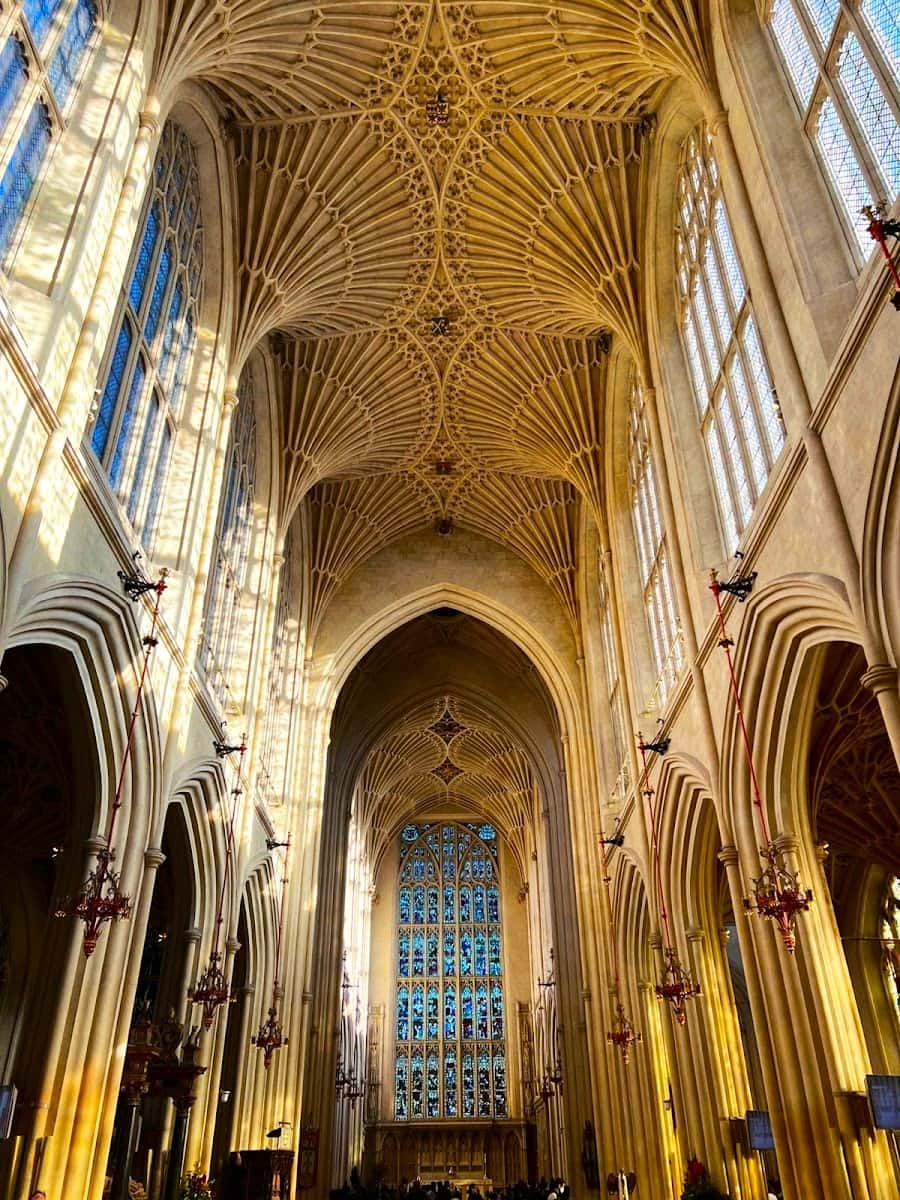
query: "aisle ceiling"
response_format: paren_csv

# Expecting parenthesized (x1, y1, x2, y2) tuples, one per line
(154, 1, 712, 630)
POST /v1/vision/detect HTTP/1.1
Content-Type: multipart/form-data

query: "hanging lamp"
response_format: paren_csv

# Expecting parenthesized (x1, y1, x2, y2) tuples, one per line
(56, 558, 168, 956)
(639, 733, 701, 1025)
(709, 566, 812, 952)
(252, 834, 291, 1067)
(189, 736, 247, 1027)
(599, 826, 641, 1064)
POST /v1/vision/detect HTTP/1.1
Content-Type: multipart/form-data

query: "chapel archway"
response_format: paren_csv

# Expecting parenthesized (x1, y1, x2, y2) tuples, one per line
(303, 608, 589, 1193)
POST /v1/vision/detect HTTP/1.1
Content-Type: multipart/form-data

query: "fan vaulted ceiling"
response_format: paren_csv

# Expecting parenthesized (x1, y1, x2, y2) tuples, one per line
(153, 1, 712, 631)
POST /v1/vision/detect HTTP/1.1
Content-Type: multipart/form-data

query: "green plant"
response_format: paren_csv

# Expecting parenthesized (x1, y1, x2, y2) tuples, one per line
(179, 1169, 212, 1200)
(681, 1157, 727, 1200)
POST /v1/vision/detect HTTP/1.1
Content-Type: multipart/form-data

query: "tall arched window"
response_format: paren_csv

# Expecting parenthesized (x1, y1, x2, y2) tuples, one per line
(675, 127, 786, 552)
(767, 1, 899, 253)
(628, 377, 683, 709)
(257, 524, 298, 806)
(0, 1, 97, 261)
(89, 120, 202, 548)
(395, 823, 507, 1121)
(598, 556, 629, 800)
(200, 383, 257, 707)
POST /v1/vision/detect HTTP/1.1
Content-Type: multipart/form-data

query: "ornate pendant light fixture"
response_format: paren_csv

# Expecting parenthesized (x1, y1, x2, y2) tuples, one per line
(709, 566, 812, 953)
(639, 733, 701, 1025)
(56, 558, 168, 956)
(253, 835, 292, 1068)
(189, 735, 247, 1027)
(599, 828, 641, 1064)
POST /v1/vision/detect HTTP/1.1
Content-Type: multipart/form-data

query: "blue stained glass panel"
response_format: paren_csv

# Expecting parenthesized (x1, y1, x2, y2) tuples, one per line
(493, 1051, 507, 1117)
(460, 932, 473, 975)
(490, 984, 504, 1038)
(477, 1050, 491, 1116)
(397, 986, 410, 1041)
(23, 0, 63, 47)
(473, 885, 485, 922)
(427, 886, 438, 924)
(398, 931, 410, 976)
(476, 984, 489, 1039)
(0, 38, 28, 131)
(411, 985, 424, 1040)
(487, 886, 499, 923)
(474, 931, 487, 976)
(461, 986, 474, 1039)
(412, 931, 425, 976)
(426, 1051, 440, 1118)
(395, 1053, 408, 1119)
(444, 1047, 458, 1117)
(444, 984, 456, 1038)
(92, 320, 133, 458)
(459, 887, 472, 922)
(489, 930, 502, 976)
(0, 101, 51, 259)
(462, 1052, 475, 1117)
(443, 884, 455, 922)
(410, 1052, 424, 1118)
(399, 888, 411, 923)
(48, 0, 96, 109)
(427, 985, 440, 1039)
(427, 931, 439, 976)
(145, 239, 173, 341)
(130, 203, 161, 313)
(402, 824, 418, 841)
(109, 353, 147, 489)
(443, 930, 455, 976)
(413, 886, 425, 924)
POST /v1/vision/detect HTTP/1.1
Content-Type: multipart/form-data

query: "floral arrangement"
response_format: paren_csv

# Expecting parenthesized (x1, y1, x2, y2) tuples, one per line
(179, 1169, 212, 1200)
(681, 1156, 727, 1200)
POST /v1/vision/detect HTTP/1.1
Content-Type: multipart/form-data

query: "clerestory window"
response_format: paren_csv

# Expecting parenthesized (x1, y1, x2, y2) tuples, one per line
(767, 0, 899, 254)
(0, 0, 97, 261)
(628, 377, 683, 710)
(675, 127, 785, 552)
(89, 120, 202, 549)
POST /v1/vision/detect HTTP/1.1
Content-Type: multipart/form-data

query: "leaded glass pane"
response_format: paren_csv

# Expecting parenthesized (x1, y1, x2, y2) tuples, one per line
(91, 121, 203, 548)
(771, 0, 818, 106)
(815, 97, 872, 250)
(0, 38, 28, 131)
(675, 128, 784, 552)
(863, 0, 900, 76)
(92, 319, 133, 458)
(127, 390, 161, 523)
(23, 0, 64, 47)
(394, 822, 506, 1119)
(395, 1053, 408, 1119)
(0, 101, 51, 259)
(802, 0, 839, 44)
(47, 0, 96, 108)
(837, 33, 900, 197)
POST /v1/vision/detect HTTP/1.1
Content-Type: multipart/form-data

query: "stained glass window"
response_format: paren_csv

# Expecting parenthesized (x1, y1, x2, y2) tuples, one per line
(395, 822, 507, 1119)
(89, 122, 203, 550)
(199, 379, 257, 708)
(768, 0, 900, 254)
(675, 127, 785, 554)
(0, 1, 97, 262)
(628, 377, 684, 710)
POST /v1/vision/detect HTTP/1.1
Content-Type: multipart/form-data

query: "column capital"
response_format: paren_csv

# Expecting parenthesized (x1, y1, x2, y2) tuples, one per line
(685, 926, 705, 944)
(226, 937, 242, 955)
(773, 831, 800, 854)
(222, 388, 239, 414)
(706, 108, 730, 136)
(718, 843, 740, 867)
(183, 927, 202, 945)
(144, 846, 166, 870)
(860, 663, 897, 696)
